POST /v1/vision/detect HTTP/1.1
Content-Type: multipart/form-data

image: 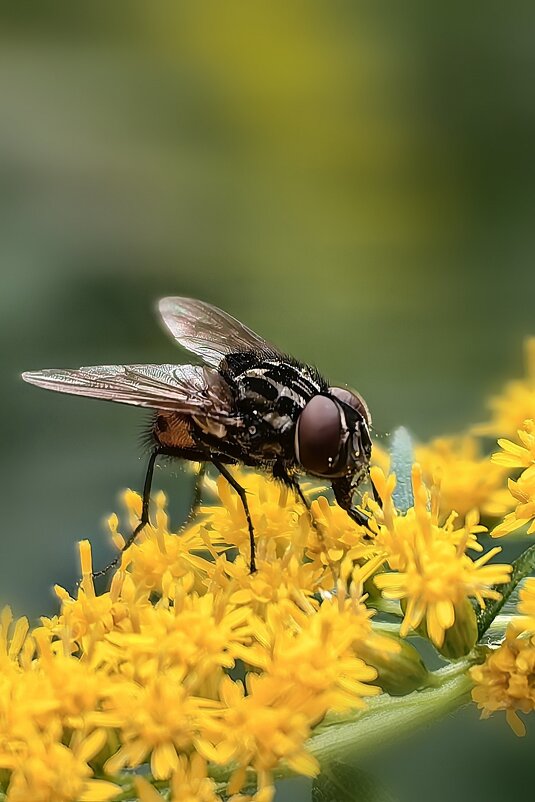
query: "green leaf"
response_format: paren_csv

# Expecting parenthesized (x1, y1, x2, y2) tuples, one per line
(313, 762, 397, 802)
(389, 427, 414, 513)
(477, 542, 535, 638)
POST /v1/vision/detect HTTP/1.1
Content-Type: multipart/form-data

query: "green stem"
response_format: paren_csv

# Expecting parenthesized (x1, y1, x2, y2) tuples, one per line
(304, 661, 472, 771)
(111, 778, 168, 801)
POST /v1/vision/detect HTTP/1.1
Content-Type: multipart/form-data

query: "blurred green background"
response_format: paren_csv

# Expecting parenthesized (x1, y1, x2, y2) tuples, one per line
(2, 3, 534, 800)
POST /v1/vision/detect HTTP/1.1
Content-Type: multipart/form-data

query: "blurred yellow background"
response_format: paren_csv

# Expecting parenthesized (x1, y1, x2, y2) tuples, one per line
(2, 4, 534, 799)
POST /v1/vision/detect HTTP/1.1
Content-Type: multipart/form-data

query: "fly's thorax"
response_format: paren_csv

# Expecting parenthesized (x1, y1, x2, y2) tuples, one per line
(228, 356, 326, 439)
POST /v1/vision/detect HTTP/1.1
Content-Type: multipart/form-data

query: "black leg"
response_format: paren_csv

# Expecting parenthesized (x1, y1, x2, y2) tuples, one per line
(92, 448, 161, 579)
(283, 472, 312, 517)
(273, 465, 338, 580)
(331, 476, 375, 535)
(185, 462, 206, 524)
(346, 505, 374, 529)
(212, 460, 256, 573)
(273, 463, 319, 530)
(370, 473, 383, 509)
(285, 473, 323, 534)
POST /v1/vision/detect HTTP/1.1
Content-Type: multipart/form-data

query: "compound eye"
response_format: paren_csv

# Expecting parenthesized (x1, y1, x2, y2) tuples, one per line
(295, 395, 342, 476)
(329, 386, 371, 425)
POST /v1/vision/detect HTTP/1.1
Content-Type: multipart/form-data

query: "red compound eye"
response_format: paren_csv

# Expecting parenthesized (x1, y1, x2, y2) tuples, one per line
(295, 395, 342, 476)
(328, 386, 371, 425)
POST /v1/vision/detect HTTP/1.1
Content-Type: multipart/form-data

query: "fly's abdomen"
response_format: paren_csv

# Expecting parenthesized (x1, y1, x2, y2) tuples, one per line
(153, 411, 199, 450)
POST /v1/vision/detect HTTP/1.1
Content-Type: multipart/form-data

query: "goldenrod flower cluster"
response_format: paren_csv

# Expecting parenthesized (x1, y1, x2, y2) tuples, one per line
(492, 419, 535, 537)
(5, 336, 535, 800)
(471, 579, 535, 737)
(0, 476, 386, 802)
(415, 435, 512, 519)
(369, 465, 510, 651)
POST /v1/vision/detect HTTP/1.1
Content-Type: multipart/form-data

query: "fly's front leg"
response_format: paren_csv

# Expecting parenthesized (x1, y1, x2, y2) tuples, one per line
(92, 447, 163, 580)
(370, 472, 383, 509)
(212, 460, 256, 573)
(331, 476, 375, 536)
(273, 464, 312, 518)
(273, 464, 338, 582)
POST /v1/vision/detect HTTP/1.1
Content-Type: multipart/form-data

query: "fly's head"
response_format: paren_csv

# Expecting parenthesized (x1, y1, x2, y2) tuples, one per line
(294, 386, 372, 484)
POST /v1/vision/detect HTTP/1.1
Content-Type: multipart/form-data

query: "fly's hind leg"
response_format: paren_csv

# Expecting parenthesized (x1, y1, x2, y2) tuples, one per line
(212, 460, 256, 573)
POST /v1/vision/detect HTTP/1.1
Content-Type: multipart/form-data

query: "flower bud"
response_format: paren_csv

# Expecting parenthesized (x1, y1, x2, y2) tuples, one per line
(400, 598, 479, 658)
(437, 600, 478, 659)
(359, 633, 430, 696)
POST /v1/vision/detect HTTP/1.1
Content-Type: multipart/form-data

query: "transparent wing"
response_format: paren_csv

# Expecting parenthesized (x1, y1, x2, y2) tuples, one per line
(158, 297, 281, 368)
(22, 363, 236, 419)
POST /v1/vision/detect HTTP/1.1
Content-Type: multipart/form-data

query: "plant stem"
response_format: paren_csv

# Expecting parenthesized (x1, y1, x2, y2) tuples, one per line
(303, 661, 473, 771)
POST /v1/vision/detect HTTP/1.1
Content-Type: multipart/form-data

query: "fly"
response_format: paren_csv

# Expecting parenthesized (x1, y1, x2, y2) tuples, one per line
(22, 297, 376, 575)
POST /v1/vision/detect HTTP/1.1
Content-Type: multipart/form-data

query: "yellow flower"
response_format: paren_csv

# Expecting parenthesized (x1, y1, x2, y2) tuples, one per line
(194, 471, 313, 563)
(258, 589, 379, 714)
(209, 673, 319, 795)
(170, 753, 221, 802)
(471, 626, 535, 736)
(0, 607, 33, 674)
(135, 754, 221, 801)
(5, 731, 119, 802)
(493, 419, 535, 473)
(52, 541, 140, 651)
(475, 337, 535, 437)
(45, 659, 102, 725)
(101, 591, 254, 685)
(114, 491, 217, 593)
(491, 420, 535, 537)
(371, 465, 512, 647)
(103, 675, 221, 780)
(1, 452, 529, 798)
(307, 494, 380, 572)
(190, 468, 378, 582)
(416, 435, 512, 518)
(370, 465, 487, 566)
(0, 663, 67, 764)
(491, 469, 535, 537)
(214, 549, 325, 618)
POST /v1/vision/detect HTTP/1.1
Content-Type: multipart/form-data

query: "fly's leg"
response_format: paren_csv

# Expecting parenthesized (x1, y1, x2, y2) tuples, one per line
(92, 447, 162, 580)
(370, 473, 383, 509)
(212, 460, 256, 573)
(346, 506, 374, 529)
(272, 464, 315, 524)
(185, 462, 206, 524)
(283, 473, 314, 520)
(273, 465, 337, 583)
(331, 476, 376, 536)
